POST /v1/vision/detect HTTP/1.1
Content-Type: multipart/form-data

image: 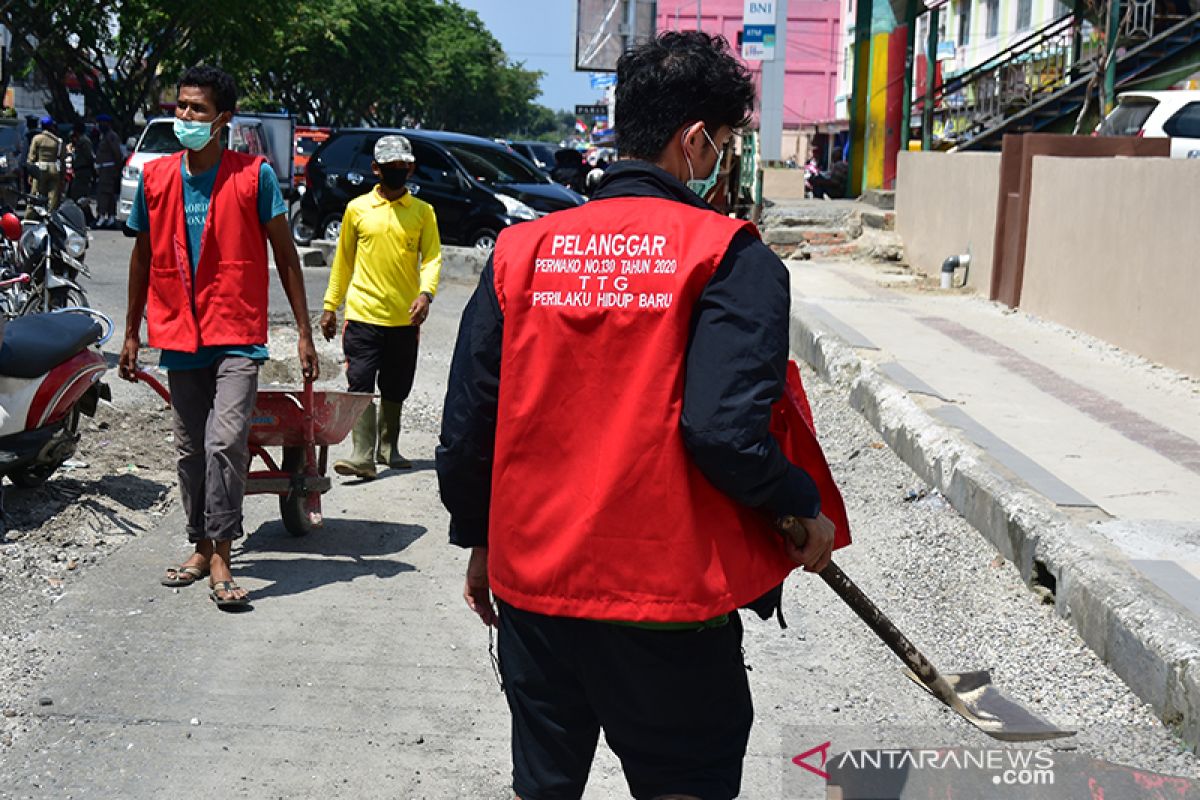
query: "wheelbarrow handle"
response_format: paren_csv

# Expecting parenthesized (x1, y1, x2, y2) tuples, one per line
(133, 367, 171, 405)
(778, 517, 961, 709)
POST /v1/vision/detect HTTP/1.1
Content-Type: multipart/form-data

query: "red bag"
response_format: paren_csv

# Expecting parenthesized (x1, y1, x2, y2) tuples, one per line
(769, 360, 853, 550)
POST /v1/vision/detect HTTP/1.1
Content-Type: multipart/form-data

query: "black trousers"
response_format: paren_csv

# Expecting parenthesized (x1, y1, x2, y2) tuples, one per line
(497, 600, 753, 800)
(343, 320, 419, 403)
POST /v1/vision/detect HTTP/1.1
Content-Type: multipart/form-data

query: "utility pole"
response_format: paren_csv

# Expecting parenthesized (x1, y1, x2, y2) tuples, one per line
(759, 0, 789, 162)
(899, 3, 918, 153)
(1070, 0, 1084, 80)
(922, 6, 939, 151)
(625, 0, 638, 52)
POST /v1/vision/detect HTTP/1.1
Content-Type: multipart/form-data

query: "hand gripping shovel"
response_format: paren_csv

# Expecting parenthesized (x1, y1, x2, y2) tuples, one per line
(779, 517, 1075, 742)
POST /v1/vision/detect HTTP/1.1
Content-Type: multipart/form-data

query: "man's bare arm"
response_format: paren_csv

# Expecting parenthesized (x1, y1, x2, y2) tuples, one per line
(117, 233, 151, 381)
(266, 214, 318, 380)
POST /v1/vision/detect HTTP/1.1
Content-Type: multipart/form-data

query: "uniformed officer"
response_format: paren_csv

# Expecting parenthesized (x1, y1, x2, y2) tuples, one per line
(25, 117, 63, 217)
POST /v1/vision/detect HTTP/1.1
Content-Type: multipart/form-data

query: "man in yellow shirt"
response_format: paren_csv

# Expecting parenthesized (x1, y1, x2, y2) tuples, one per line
(320, 135, 441, 479)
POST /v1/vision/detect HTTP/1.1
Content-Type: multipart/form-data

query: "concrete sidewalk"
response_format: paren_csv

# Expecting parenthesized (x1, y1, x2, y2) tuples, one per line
(789, 256, 1200, 748)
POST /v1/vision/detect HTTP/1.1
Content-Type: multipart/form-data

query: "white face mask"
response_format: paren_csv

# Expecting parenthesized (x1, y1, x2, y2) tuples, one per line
(683, 127, 722, 199)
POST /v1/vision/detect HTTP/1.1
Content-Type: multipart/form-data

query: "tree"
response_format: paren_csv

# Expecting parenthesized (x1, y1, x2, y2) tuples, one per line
(0, 0, 292, 135)
(2, 0, 547, 138)
(240, 0, 437, 126)
(1071, 0, 1132, 135)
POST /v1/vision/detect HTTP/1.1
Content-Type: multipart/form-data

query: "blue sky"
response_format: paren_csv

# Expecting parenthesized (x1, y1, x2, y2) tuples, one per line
(458, 0, 603, 112)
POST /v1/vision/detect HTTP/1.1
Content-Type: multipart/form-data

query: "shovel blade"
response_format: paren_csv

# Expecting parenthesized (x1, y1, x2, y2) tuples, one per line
(907, 669, 1076, 742)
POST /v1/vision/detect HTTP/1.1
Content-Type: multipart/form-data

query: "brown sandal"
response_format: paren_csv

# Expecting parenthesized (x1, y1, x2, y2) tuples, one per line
(161, 565, 207, 587)
(209, 581, 250, 610)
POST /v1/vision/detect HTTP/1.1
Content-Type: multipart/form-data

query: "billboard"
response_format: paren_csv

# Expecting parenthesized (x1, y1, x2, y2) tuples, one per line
(576, 0, 657, 72)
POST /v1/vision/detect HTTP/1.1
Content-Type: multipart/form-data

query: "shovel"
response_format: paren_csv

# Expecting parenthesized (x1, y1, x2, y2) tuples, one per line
(780, 517, 1075, 742)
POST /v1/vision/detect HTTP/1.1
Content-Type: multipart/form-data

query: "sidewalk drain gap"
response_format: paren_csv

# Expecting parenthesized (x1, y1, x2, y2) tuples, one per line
(1032, 560, 1057, 605)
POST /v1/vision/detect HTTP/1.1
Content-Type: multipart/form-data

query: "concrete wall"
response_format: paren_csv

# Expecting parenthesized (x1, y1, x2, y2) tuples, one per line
(763, 167, 810, 200)
(1022, 157, 1200, 378)
(895, 150, 1002, 292)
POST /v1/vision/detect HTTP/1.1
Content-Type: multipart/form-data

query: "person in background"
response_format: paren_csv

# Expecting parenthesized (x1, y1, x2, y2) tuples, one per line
(550, 148, 587, 194)
(25, 117, 63, 217)
(94, 114, 124, 229)
(320, 135, 442, 480)
(67, 122, 96, 208)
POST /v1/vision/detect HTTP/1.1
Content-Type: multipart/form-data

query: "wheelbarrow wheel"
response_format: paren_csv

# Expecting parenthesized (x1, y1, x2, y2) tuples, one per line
(280, 491, 315, 537)
(279, 446, 315, 537)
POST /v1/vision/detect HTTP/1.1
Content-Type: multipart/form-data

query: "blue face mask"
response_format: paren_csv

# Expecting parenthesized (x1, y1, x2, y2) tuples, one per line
(173, 118, 218, 151)
(683, 128, 722, 199)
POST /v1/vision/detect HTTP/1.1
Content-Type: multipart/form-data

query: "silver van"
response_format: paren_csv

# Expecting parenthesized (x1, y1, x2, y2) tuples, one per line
(117, 114, 295, 222)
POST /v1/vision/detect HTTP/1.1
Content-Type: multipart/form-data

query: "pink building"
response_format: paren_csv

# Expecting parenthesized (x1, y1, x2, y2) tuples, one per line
(656, 0, 844, 131)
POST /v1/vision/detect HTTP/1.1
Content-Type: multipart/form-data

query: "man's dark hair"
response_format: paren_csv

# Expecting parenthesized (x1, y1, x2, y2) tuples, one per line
(615, 31, 755, 160)
(177, 64, 237, 113)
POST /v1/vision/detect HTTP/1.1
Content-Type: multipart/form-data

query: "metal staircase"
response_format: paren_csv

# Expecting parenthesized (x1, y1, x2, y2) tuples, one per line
(920, 8, 1200, 151)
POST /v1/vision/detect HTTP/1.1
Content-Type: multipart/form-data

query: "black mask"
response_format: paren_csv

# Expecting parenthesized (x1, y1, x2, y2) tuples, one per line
(378, 165, 409, 189)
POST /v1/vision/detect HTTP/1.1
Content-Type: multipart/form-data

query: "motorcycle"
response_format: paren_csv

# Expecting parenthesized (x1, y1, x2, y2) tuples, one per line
(8, 189, 91, 316)
(0, 309, 111, 488)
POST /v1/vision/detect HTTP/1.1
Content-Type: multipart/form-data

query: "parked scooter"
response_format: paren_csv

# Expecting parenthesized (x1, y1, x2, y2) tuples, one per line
(0, 309, 111, 488)
(9, 191, 91, 316)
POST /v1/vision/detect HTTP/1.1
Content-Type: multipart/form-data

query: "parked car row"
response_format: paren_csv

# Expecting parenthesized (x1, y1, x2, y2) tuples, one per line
(111, 115, 586, 251)
(293, 128, 585, 250)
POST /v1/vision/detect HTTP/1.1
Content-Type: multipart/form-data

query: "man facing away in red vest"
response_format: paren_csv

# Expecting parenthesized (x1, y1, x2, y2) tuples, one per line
(437, 32, 836, 800)
(118, 65, 318, 610)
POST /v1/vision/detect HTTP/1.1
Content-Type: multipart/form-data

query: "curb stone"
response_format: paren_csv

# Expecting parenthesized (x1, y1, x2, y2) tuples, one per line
(789, 300, 1200, 751)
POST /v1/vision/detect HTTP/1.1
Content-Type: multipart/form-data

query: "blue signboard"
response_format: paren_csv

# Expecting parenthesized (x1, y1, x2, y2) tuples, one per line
(589, 72, 618, 89)
(742, 24, 776, 60)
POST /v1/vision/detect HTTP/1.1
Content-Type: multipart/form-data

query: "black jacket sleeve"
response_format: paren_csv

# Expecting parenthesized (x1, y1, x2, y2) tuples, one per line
(435, 257, 503, 548)
(681, 230, 822, 520)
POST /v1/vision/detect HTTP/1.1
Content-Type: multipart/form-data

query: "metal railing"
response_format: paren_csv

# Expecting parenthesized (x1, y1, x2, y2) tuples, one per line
(916, 12, 1092, 146)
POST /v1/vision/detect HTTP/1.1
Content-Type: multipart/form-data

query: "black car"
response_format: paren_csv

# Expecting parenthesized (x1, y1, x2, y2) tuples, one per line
(0, 120, 29, 196)
(295, 128, 586, 249)
(509, 140, 558, 173)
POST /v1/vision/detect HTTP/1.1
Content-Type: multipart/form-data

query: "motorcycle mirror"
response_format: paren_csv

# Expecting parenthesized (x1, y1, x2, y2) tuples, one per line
(0, 212, 21, 242)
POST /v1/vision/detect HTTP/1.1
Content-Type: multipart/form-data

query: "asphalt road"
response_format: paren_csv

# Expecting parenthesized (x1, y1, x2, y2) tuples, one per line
(0, 232, 1195, 798)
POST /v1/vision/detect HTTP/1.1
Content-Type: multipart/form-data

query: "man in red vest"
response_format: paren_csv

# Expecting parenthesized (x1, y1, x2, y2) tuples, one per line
(118, 65, 318, 610)
(438, 32, 835, 800)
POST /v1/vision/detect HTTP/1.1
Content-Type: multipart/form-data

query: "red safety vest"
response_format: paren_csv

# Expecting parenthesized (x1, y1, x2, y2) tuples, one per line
(488, 197, 799, 623)
(142, 150, 269, 352)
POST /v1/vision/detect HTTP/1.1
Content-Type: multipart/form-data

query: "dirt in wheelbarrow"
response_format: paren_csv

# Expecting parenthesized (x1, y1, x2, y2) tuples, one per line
(0, 401, 177, 750)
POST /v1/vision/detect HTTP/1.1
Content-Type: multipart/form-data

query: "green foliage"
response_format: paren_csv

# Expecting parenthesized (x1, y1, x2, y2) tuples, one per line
(2, 0, 548, 138)
(0, 0, 292, 135)
(504, 105, 576, 143)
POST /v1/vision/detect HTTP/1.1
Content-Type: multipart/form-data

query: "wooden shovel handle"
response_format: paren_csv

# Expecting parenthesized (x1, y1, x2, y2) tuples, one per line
(777, 516, 962, 709)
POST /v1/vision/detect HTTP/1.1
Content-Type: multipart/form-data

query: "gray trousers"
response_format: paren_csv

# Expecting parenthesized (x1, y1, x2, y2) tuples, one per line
(168, 357, 259, 542)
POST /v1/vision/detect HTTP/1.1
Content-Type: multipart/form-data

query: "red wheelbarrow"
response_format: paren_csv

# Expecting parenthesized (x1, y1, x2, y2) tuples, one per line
(135, 369, 374, 536)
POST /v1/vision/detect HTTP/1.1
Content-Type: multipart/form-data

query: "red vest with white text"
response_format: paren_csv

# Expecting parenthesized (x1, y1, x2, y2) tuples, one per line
(489, 197, 797, 623)
(142, 150, 269, 352)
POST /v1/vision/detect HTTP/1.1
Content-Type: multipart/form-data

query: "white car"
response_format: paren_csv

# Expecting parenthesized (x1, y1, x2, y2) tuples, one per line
(1097, 90, 1200, 158)
(117, 115, 288, 223)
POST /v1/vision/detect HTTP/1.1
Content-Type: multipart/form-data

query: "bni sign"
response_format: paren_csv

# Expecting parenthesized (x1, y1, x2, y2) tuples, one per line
(743, 1, 777, 60)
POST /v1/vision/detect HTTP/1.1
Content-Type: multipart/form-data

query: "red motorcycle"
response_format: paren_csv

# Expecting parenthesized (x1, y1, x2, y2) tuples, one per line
(0, 309, 110, 488)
